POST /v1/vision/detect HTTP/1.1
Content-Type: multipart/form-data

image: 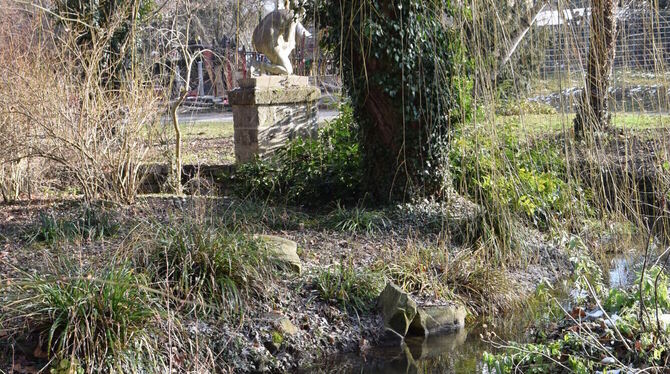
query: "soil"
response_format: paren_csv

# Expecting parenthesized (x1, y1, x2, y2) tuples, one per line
(0, 195, 572, 373)
(146, 132, 236, 167)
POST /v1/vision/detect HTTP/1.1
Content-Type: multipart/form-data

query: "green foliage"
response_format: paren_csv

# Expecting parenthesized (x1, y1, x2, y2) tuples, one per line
(0, 263, 156, 370)
(271, 331, 283, 346)
(450, 121, 576, 230)
(636, 266, 670, 311)
(483, 338, 594, 374)
(314, 262, 383, 314)
(496, 100, 557, 116)
(308, 0, 471, 201)
(235, 105, 363, 206)
(486, 260, 670, 373)
(604, 287, 630, 313)
(323, 204, 389, 234)
(136, 219, 278, 314)
(31, 206, 119, 244)
(603, 266, 670, 314)
(568, 237, 606, 303)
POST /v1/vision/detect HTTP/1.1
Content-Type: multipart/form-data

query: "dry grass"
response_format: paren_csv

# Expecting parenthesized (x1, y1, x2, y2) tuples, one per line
(0, 2, 161, 204)
(380, 241, 519, 315)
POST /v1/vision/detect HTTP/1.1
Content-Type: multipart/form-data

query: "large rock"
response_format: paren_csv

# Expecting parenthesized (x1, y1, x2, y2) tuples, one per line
(378, 283, 467, 339)
(378, 283, 418, 336)
(407, 304, 467, 336)
(258, 235, 302, 274)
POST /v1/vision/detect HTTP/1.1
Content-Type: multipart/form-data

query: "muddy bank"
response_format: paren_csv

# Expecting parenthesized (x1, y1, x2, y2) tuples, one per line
(0, 195, 573, 372)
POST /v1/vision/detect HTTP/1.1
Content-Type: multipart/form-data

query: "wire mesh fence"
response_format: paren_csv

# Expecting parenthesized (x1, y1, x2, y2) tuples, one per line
(517, 5, 670, 113)
(538, 7, 670, 74)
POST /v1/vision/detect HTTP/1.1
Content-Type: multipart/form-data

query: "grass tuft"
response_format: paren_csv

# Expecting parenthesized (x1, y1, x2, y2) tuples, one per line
(323, 204, 390, 234)
(30, 206, 119, 244)
(383, 243, 516, 314)
(134, 219, 279, 315)
(0, 262, 157, 371)
(313, 261, 383, 314)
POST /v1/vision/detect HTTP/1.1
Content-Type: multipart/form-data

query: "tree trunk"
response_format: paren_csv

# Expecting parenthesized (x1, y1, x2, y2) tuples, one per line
(574, 0, 618, 139)
(171, 91, 187, 195)
(360, 85, 411, 202)
(313, 0, 464, 203)
(353, 3, 427, 203)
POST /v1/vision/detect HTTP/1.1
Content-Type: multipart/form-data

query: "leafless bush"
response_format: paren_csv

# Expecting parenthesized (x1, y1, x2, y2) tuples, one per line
(0, 1, 36, 202)
(0, 1, 160, 204)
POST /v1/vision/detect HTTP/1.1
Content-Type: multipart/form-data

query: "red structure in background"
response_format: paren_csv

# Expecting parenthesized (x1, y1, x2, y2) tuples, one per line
(175, 42, 252, 102)
(166, 29, 332, 105)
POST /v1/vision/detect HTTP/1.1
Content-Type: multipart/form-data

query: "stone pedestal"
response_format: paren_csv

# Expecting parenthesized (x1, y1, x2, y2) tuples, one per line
(229, 75, 320, 163)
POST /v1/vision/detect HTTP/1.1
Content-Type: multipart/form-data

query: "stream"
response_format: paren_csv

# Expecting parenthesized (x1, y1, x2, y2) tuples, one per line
(304, 250, 648, 373)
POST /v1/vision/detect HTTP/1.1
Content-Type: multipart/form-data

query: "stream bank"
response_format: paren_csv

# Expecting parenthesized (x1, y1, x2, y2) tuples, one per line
(302, 248, 661, 373)
(0, 196, 573, 373)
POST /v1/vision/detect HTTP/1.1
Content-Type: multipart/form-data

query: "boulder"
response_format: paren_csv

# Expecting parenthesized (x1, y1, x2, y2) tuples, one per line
(407, 304, 467, 336)
(258, 235, 302, 274)
(378, 283, 418, 336)
(378, 282, 468, 339)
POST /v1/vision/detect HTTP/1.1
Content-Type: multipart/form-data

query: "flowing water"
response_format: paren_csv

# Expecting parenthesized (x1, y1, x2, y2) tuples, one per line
(305, 250, 648, 374)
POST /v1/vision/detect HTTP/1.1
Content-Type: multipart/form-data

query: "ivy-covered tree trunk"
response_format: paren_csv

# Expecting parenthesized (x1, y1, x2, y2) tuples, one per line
(311, 0, 468, 203)
(359, 85, 406, 202)
(574, 0, 618, 138)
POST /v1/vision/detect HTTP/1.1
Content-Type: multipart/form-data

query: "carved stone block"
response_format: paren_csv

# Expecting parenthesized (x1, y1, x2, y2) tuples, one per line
(229, 75, 320, 163)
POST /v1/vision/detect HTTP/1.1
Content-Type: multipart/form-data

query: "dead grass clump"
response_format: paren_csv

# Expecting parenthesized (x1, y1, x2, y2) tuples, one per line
(382, 243, 518, 315)
(130, 216, 282, 316)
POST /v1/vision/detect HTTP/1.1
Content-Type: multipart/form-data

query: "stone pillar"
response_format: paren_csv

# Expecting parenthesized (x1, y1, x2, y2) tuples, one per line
(229, 75, 320, 163)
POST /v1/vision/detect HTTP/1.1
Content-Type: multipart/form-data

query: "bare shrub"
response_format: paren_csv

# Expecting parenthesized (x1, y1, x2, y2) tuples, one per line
(0, 1, 38, 202)
(0, 1, 159, 203)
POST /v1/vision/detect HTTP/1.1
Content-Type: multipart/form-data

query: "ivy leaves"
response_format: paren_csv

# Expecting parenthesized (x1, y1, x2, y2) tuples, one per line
(307, 0, 471, 200)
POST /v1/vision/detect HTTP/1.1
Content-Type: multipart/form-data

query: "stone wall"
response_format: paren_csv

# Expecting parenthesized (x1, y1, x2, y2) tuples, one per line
(139, 163, 236, 194)
(528, 85, 670, 113)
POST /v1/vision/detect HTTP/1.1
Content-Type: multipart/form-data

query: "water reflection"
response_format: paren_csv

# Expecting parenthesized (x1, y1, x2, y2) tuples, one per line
(305, 251, 647, 373)
(304, 327, 497, 373)
(608, 255, 635, 288)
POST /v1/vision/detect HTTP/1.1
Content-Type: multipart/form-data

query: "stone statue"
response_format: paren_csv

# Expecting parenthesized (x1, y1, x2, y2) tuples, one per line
(252, 0, 309, 76)
(231, 0, 320, 163)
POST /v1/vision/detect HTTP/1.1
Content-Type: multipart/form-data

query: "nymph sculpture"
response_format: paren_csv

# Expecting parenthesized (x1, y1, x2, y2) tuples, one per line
(252, 0, 309, 75)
